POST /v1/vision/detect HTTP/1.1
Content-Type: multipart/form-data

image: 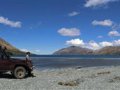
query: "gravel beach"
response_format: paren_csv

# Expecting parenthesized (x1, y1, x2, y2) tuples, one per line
(1, 66, 120, 90)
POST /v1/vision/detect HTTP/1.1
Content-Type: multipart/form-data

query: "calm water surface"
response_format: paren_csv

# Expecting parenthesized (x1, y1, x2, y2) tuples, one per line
(26, 55, 120, 69)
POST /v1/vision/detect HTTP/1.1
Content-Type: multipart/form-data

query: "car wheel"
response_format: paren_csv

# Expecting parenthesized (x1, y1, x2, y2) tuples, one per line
(0, 72, 4, 74)
(14, 66, 26, 79)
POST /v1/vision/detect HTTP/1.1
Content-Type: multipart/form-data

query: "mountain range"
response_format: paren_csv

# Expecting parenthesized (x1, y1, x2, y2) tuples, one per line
(1, 37, 120, 56)
(53, 46, 120, 55)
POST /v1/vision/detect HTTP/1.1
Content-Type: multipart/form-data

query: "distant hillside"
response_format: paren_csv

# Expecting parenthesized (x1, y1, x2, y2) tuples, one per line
(95, 46, 120, 55)
(53, 46, 120, 55)
(53, 46, 93, 55)
(0, 38, 25, 56)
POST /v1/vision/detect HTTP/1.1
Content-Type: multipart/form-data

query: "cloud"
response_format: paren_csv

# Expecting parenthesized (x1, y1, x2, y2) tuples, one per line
(99, 40, 120, 47)
(84, 0, 118, 8)
(66, 39, 101, 50)
(20, 49, 41, 54)
(92, 20, 120, 37)
(68, 11, 80, 17)
(31, 49, 41, 54)
(0, 16, 21, 28)
(113, 39, 120, 46)
(34, 50, 41, 53)
(86, 41, 113, 49)
(99, 41, 113, 47)
(97, 35, 103, 38)
(66, 39, 85, 46)
(20, 49, 29, 52)
(87, 40, 100, 50)
(108, 31, 120, 37)
(29, 22, 42, 30)
(65, 38, 120, 50)
(92, 19, 113, 27)
(58, 28, 80, 36)
(111, 23, 120, 31)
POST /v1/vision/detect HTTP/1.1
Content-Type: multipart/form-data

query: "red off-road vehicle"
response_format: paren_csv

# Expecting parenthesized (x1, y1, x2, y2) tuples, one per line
(0, 57, 33, 79)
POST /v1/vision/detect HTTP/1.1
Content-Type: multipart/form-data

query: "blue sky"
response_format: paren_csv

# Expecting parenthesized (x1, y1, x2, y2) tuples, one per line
(0, 0, 120, 54)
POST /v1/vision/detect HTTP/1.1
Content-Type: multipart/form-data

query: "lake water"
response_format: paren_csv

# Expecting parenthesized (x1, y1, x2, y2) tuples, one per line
(27, 55, 120, 70)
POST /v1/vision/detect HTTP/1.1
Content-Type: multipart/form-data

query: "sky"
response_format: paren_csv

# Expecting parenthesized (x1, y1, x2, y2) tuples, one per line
(0, 0, 120, 54)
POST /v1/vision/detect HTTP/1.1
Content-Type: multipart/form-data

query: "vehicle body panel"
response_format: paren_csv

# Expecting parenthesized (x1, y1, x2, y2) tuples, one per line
(0, 58, 33, 72)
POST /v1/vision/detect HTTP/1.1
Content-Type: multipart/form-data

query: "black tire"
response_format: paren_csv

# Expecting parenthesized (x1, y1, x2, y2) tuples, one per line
(14, 66, 26, 79)
(0, 72, 4, 74)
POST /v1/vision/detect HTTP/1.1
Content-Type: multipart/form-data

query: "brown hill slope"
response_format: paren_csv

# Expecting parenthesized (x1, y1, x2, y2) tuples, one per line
(95, 46, 120, 55)
(0, 38, 25, 55)
(53, 46, 93, 55)
(53, 46, 120, 55)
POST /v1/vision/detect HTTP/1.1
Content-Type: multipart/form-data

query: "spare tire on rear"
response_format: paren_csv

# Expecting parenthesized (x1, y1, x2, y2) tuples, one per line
(14, 66, 26, 79)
